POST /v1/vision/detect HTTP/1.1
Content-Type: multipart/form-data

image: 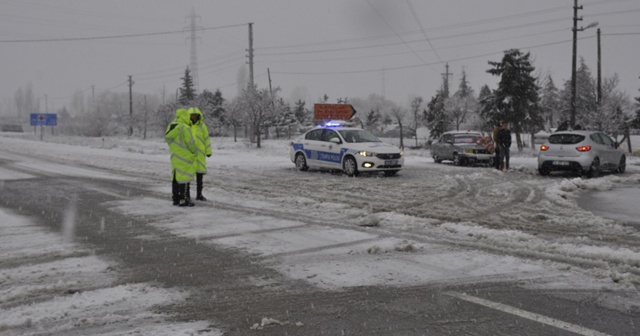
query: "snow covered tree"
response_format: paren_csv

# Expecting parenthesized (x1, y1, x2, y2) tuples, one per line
(224, 97, 244, 142)
(389, 106, 408, 149)
(194, 89, 225, 135)
(365, 109, 381, 133)
(446, 70, 478, 131)
(633, 89, 640, 129)
(424, 91, 448, 140)
(179, 67, 196, 105)
(477, 84, 496, 132)
(409, 96, 423, 147)
(241, 85, 278, 148)
(487, 48, 540, 151)
(538, 75, 562, 130)
(293, 99, 309, 125)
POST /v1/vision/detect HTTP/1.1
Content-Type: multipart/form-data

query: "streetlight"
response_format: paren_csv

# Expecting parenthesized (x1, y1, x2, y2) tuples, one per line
(570, 12, 598, 128)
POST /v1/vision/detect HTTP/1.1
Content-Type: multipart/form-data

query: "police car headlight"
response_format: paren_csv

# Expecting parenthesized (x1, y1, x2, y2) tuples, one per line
(359, 151, 376, 157)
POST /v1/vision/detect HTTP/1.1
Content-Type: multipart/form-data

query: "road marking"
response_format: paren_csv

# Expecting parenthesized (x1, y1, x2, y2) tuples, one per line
(444, 291, 612, 336)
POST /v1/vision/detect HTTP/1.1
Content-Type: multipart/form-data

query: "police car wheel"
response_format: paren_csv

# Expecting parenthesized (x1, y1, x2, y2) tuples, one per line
(295, 153, 308, 171)
(343, 156, 359, 177)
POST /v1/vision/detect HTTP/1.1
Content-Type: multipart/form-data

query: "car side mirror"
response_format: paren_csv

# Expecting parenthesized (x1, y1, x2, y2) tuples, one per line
(330, 137, 341, 144)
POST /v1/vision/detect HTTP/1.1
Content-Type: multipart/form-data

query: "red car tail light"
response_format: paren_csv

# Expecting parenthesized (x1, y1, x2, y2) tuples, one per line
(576, 145, 591, 152)
(540, 145, 549, 151)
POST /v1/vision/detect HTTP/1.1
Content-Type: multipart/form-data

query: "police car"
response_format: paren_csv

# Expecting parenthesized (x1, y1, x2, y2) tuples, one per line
(290, 121, 404, 176)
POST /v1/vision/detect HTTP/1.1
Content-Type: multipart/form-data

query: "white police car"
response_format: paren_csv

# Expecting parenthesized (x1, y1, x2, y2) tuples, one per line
(290, 121, 404, 176)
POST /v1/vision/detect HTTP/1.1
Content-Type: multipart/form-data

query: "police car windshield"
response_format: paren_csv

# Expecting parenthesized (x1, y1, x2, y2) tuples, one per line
(338, 130, 381, 143)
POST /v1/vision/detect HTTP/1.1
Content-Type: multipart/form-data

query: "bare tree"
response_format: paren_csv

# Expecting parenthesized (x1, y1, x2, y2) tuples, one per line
(389, 106, 408, 149)
(410, 96, 423, 147)
(242, 86, 278, 148)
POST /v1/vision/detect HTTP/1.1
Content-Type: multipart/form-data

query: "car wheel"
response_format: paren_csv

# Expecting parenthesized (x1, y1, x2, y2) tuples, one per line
(343, 156, 359, 177)
(433, 155, 442, 163)
(538, 165, 550, 176)
(453, 153, 461, 166)
(294, 153, 308, 171)
(616, 155, 626, 174)
(587, 157, 601, 178)
(384, 170, 398, 177)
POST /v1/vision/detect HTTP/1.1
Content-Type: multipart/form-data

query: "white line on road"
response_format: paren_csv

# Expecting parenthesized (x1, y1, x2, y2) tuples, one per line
(445, 291, 612, 336)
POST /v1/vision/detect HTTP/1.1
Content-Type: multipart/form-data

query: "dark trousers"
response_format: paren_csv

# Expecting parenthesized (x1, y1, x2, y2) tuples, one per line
(501, 145, 510, 170)
(185, 173, 204, 198)
(172, 175, 186, 203)
(494, 147, 501, 169)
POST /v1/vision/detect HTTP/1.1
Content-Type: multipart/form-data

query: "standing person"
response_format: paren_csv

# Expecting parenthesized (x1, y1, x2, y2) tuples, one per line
(189, 107, 212, 201)
(165, 108, 197, 207)
(497, 121, 512, 171)
(492, 122, 502, 170)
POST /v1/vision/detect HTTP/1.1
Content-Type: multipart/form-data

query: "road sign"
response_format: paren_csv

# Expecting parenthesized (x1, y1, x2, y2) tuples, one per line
(30, 113, 57, 126)
(313, 104, 356, 120)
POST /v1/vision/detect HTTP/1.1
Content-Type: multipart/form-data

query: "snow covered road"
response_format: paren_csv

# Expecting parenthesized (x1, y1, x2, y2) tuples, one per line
(2, 133, 640, 335)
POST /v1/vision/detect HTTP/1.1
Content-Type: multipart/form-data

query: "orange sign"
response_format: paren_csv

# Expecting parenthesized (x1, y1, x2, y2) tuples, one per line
(314, 104, 356, 120)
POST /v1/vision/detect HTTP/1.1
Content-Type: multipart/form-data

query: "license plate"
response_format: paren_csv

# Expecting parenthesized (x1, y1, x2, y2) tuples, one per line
(552, 161, 570, 166)
(385, 160, 398, 166)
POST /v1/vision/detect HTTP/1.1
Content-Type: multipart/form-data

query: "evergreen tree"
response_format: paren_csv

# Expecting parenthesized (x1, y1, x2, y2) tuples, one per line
(179, 67, 196, 105)
(487, 49, 540, 151)
(365, 109, 381, 133)
(633, 89, 640, 129)
(538, 75, 561, 130)
(293, 99, 308, 124)
(409, 96, 423, 147)
(447, 70, 478, 131)
(424, 91, 448, 140)
(477, 84, 495, 132)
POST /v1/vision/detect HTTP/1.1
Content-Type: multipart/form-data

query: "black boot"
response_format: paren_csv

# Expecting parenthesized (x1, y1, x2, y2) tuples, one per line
(179, 199, 195, 207)
(195, 173, 206, 201)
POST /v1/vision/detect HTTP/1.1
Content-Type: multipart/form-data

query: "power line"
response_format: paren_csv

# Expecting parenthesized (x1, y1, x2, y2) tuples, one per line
(405, 0, 443, 63)
(270, 37, 586, 76)
(0, 23, 247, 43)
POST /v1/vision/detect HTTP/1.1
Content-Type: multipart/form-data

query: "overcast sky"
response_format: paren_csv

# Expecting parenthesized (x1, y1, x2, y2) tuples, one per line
(1, 0, 639, 114)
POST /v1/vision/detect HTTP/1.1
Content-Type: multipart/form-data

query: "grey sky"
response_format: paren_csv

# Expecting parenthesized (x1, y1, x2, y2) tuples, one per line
(2, 0, 639, 114)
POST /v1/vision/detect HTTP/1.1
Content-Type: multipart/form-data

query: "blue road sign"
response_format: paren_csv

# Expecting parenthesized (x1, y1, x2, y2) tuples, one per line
(30, 113, 57, 126)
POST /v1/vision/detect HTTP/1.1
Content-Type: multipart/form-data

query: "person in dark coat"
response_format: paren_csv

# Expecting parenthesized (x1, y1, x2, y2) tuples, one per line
(492, 123, 502, 170)
(497, 121, 512, 170)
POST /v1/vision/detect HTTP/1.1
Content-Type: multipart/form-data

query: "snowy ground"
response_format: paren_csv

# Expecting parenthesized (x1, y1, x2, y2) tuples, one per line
(1, 131, 640, 334)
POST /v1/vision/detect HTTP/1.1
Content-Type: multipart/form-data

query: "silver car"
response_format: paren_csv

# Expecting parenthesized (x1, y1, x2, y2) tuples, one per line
(537, 130, 626, 177)
(431, 131, 495, 166)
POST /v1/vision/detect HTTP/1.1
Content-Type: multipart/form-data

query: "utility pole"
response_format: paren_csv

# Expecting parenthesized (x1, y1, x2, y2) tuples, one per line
(441, 63, 453, 98)
(570, 0, 582, 128)
(597, 28, 601, 105)
(247, 23, 254, 89)
(128, 75, 134, 136)
(91, 85, 95, 115)
(267, 68, 274, 103)
(187, 7, 200, 92)
(143, 95, 148, 140)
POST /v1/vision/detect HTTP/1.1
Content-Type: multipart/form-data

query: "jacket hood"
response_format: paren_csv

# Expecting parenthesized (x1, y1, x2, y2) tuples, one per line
(175, 108, 191, 125)
(187, 107, 203, 125)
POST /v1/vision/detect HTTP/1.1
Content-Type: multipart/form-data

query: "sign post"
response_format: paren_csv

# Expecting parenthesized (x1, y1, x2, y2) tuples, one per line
(30, 113, 57, 140)
(313, 104, 356, 121)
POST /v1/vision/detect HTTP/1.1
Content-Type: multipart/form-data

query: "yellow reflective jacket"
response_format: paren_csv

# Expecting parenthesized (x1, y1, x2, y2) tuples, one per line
(165, 108, 196, 183)
(188, 107, 212, 174)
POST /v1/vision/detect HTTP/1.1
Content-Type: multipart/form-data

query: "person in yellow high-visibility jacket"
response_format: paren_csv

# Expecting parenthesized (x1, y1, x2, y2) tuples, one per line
(165, 108, 197, 207)
(186, 107, 212, 201)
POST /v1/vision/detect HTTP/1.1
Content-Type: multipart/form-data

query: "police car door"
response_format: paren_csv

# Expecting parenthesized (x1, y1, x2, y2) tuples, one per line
(316, 129, 344, 168)
(303, 129, 325, 167)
